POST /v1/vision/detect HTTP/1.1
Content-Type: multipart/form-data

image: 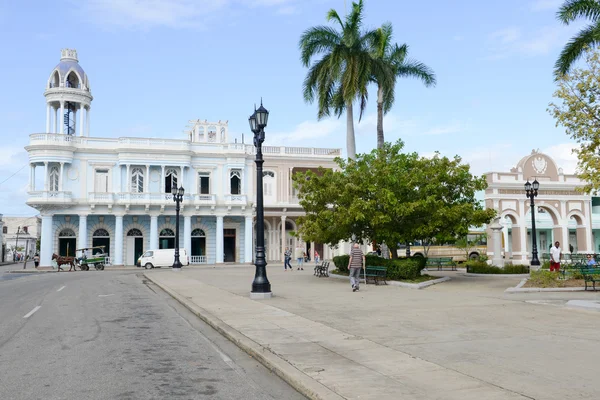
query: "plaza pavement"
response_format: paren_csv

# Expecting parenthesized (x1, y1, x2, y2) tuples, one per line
(145, 264, 600, 400)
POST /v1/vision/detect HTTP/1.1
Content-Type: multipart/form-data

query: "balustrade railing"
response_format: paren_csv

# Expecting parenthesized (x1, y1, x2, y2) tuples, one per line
(27, 191, 72, 202)
(225, 194, 247, 204)
(89, 192, 113, 202)
(190, 255, 207, 264)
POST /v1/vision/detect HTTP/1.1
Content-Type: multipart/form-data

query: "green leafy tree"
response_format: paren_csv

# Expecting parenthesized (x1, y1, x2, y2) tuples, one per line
(548, 47, 600, 192)
(371, 23, 436, 149)
(555, 0, 600, 77)
(299, 0, 377, 160)
(294, 141, 495, 258)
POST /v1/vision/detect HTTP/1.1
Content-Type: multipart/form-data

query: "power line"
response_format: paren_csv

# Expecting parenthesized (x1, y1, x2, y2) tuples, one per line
(0, 163, 28, 186)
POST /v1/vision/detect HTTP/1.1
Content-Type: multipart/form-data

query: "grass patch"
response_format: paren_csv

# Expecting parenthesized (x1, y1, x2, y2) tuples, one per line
(466, 262, 529, 274)
(522, 270, 586, 288)
(329, 269, 438, 284)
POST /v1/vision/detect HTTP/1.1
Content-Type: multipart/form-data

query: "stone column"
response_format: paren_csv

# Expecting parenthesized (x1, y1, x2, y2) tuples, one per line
(59, 101, 64, 135)
(59, 162, 64, 192)
(519, 200, 528, 262)
(79, 105, 84, 136)
(114, 215, 124, 266)
(86, 107, 90, 136)
(54, 107, 58, 133)
(40, 214, 53, 267)
(585, 201, 593, 252)
(145, 165, 150, 192)
(161, 165, 165, 192)
(46, 104, 51, 133)
(245, 216, 253, 263)
(576, 226, 587, 253)
(183, 215, 191, 261)
(490, 218, 504, 268)
(29, 164, 35, 191)
(43, 162, 49, 191)
(281, 215, 286, 262)
(79, 214, 88, 249)
(510, 225, 521, 260)
(150, 215, 158, 250)
(125, 164, 130, 192)
(216, 215, 224, 264)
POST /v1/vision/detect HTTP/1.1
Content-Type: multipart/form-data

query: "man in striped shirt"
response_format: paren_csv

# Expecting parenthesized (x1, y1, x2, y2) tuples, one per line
(347, 243, 365, 292)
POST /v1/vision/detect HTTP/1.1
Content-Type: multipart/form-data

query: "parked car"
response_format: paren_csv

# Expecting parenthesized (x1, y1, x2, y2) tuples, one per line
(138, 249, 189, 269)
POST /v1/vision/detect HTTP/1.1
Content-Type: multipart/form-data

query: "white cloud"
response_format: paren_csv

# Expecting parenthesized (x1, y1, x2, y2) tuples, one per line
(76, 0, 297, 29)
(530, 0, 562, 11)
(266, 119, 343, 146)
(421, 121, 465, 136)
(541, 142, 579, 174)
(490, 27, 521, 44)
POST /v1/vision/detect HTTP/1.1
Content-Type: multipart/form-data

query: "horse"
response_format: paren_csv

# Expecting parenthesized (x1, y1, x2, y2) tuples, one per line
(52, 253, 77, 272)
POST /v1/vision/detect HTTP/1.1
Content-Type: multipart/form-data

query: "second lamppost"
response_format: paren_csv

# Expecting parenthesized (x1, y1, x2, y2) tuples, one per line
(525, 179, 540, 266)
(249, 101, 272, 299)
(172, 184, 185, 270)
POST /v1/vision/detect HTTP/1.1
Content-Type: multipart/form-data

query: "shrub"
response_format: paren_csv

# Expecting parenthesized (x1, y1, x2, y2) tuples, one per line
(466, 262, 529, 274)
(541, 261, 550, 270)
(386, 258, 423, 280)
(528, 270, 562, 287)
(332, 255, 350, 273)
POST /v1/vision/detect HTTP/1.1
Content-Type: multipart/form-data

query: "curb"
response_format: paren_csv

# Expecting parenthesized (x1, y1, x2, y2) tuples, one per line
(462, 273, 530, 278)
(505, 278, 599, 293)
(6, 270, 57, 274)
(328, 272, 451, 289)
(143, 272, 344, 400)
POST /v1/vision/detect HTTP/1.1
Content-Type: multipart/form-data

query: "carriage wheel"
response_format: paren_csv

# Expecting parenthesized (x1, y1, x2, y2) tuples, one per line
(99, 264, 105, 271)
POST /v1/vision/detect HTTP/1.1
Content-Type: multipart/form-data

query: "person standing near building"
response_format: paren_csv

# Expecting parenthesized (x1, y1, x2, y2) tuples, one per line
(295, 245, 304, 270)
(284, 247, 293, 271)
(550, 241, 561, 272)
(347, 243, 365, 292)
(314, 250, 320, 265)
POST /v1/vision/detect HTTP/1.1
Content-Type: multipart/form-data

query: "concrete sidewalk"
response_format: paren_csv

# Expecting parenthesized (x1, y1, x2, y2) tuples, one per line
(142, 265, 600, 400)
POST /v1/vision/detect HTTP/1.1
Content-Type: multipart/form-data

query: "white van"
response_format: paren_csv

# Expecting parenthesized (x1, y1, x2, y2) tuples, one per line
(138, 249, 189, 269)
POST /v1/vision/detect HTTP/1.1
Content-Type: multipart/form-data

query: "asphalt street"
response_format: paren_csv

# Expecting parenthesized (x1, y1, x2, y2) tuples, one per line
(0, 270, 306, 400)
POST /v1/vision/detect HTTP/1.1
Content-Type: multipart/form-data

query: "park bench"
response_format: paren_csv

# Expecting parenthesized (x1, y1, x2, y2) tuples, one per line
(425, 257, 456, 271)
(314, 261, 330, 277)
(578, 266, 600, 290)
(365, 266, 387, 285)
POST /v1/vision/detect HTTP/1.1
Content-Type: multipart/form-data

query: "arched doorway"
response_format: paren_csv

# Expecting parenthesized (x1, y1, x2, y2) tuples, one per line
(126, 228, 144, 265)
(58, 228, 76, 257)
(92, 229, 110, 256)
(159, 228, 175, 249)
(191, 229, 206, 263)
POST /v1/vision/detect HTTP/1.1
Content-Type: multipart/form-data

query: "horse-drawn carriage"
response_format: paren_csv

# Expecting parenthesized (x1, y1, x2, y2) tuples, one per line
(76, 246, 107, 271)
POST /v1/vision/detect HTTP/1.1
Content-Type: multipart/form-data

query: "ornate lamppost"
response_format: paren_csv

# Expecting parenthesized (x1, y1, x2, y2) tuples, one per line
(172, 184, 185, 270)
(249, 101, 272, 299)
(525, 179, 540, 266)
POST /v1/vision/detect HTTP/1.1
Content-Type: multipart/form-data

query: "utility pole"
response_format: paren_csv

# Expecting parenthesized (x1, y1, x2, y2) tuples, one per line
(14, 226, 21, 262)
(23, 240, 29, 269)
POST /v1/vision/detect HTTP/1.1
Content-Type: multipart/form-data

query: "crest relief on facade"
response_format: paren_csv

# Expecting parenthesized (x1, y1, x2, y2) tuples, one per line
(532, 156, 547, 175)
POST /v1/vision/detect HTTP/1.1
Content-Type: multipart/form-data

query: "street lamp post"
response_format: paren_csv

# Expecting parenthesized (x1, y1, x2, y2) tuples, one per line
(14, 226, 21, 262)
(525, 179, 540, 266)
(249, 101, 272, 299)
(172, 184, 185, 270)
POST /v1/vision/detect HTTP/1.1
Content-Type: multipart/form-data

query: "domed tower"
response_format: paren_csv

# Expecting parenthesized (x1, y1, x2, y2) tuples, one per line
(44, 49, 93, 136)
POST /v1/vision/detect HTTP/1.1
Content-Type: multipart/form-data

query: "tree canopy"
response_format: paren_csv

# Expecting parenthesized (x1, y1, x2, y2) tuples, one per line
(293, 141, 496, 257)
(549, 47, 600, 193)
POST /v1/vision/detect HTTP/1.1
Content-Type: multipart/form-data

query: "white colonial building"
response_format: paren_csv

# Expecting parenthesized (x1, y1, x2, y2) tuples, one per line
(27, 49, 341, 268)
(485, 150, 600, 262)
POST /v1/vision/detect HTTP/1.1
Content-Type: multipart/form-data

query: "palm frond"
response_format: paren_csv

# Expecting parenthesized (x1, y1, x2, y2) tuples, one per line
(396, 60, 437, 87)
(299, 26, 342, 66)
(326, 9, 344, 28)
(557, 0, 600, 24)
(554, 22, 600, 76)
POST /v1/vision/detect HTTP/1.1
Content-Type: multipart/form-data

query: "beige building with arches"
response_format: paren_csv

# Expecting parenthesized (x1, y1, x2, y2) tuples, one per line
(484, 150, 599, 262)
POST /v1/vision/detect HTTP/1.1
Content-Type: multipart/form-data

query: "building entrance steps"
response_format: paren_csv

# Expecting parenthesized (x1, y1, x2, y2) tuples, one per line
(144, 268, 534, 400)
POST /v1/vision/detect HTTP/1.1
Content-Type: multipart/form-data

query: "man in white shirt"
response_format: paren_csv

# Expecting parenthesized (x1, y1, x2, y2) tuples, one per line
(550, 241, 561, 272)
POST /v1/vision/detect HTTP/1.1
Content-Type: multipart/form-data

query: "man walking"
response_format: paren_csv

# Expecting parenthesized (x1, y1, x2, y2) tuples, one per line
(295, 245, 304, 270)
(284, 247, 293, 270)
(550, 241, 561, 272)
(347, 243, 365, 292)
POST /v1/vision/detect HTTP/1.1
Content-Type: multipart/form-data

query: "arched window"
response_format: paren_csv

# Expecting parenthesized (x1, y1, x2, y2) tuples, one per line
(2, 226, 7, 234)
(131, 167, 144, 193)
(191, 229, 205, 237)
(160, 228, 175, 237)
(59, 228, 76, 237)
(165, 168, 178, 193)
(208, 126, 217, 142)
(65, 71, 80, 88)
(49, 166, 59, 192)
(230, 170, 241, 195)
(93, 228, 110, 237)
(127, 228, 143, 236)
(50, 71, 59, 88)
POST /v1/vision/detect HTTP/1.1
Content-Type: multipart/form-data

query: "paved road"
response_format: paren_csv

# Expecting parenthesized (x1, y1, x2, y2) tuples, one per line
(0, 270, 306, 400)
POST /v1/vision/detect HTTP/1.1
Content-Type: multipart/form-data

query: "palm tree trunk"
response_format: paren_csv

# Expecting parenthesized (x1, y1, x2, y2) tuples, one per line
(376, 85, 384, 150)
(346, 101, 356, 160)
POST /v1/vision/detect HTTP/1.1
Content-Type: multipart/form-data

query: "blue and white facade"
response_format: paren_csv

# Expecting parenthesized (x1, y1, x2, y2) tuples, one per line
(27, 49, 341, 267)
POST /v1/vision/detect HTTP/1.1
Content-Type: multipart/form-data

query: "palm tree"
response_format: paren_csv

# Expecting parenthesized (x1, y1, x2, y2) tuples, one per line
(555, 0, 600, 77)
(371, 23, 436, 150)
(299, 0, 377, 160)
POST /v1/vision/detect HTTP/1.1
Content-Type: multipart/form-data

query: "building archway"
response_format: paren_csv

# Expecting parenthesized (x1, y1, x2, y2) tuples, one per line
(58, 228, 76, 257)
(92, 228, 110, 256)
(159, 228, 175, 249)
(126, 228, 144, 265)
(191, 228, 206, 263)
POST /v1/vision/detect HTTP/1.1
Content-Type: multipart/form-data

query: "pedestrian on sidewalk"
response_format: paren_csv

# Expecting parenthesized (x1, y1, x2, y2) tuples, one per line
(284, 247, 293, 270)
(348, 243, 365, 292)
(33, 254, 40, 268)
(550, 241, 561, 272)
(314, 250, 320, 265)
(295, 245, 304, 270)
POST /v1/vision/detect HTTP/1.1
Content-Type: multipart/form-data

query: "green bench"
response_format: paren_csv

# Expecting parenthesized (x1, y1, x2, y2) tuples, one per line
(578, 266, 600, 290)
(365, 266, 387, 285)
(425, 257, 457, 271)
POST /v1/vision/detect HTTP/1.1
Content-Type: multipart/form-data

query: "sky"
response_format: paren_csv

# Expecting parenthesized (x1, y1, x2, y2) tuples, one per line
(0, 0, 585, 215)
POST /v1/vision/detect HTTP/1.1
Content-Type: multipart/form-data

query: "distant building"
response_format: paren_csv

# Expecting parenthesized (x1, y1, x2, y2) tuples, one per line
(26, 49, 342, 267)
(485, 150, 597, 262)
(2, 216, 41, 261)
